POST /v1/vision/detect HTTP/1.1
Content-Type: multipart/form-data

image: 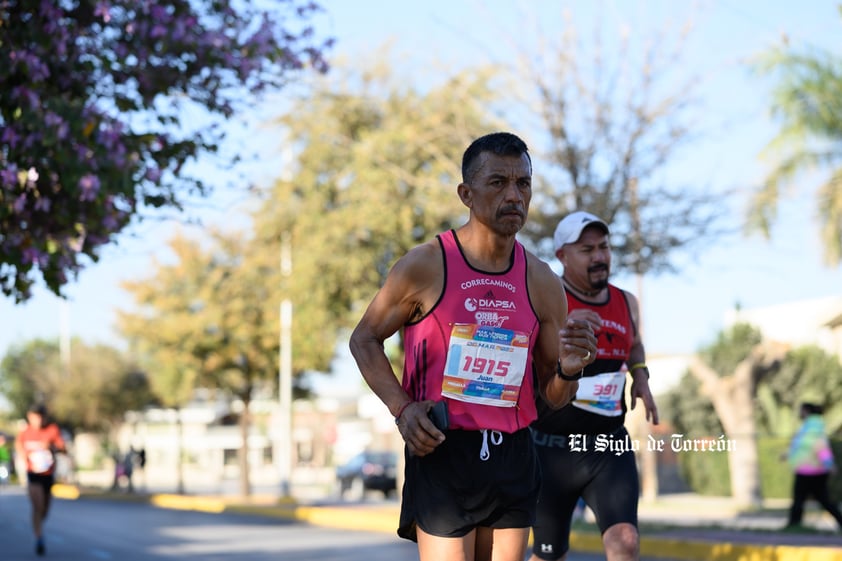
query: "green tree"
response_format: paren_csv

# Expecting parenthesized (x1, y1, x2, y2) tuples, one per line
(117, 233, 207, 494)
(665, 337, 842, 498)
(661, 372, 722, 439)
(118, 229, 280, 496)
(687, 323, 785, 507)
(250, 62, 503, 373)
(757, 345, 842, 437)
(750, 14, 842, 265)
(0, 338, 156, 435)
(0, 339, 55, 414)
(1, 0, 331, 301)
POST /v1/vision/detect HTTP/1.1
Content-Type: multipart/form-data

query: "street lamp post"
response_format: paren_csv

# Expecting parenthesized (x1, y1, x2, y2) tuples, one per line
(278, 234, 293, 499)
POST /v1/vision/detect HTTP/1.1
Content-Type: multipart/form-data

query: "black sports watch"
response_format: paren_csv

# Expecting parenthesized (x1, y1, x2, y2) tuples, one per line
(556, 361, 583, 381)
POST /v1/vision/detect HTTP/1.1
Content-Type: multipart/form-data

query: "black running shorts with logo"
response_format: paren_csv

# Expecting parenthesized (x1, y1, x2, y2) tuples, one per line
(530, 426, 639, 559)
(398, 427, 541, 542)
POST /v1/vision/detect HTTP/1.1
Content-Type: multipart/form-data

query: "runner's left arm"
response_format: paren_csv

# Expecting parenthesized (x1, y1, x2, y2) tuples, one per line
(625, 290, 659, 425)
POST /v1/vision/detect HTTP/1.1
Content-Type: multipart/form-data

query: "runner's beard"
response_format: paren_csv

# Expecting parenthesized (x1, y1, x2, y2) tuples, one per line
(588, 265, 609, 290)
(591, 278, 608, 290)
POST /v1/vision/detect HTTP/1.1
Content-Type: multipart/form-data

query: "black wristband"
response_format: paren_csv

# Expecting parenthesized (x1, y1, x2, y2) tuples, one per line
(556, 361, 583, 381)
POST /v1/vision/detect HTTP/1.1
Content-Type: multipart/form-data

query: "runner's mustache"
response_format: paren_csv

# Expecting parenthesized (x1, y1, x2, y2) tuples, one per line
(499, 205, 524, 217)
(588, 263, 608, 273)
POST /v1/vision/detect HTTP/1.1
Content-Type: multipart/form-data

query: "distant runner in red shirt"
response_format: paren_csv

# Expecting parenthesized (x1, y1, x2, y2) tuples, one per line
(15, 403, 66, 556)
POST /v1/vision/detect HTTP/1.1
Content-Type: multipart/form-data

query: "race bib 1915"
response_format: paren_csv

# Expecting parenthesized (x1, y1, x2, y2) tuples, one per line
(441, 324, 530, 407)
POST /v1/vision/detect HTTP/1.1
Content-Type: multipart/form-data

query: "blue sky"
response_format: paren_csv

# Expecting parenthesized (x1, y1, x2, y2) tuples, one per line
(3, 0, 842, 363)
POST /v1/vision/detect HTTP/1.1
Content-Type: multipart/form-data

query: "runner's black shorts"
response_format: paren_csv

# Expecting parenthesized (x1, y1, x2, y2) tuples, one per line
(530, 426, 639, 559)
(27, 472, 56, 491)
(398, 427, 541, 542)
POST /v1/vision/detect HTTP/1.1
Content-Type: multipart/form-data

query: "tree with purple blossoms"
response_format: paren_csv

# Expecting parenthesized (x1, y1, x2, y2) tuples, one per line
(0, 0, 331, 301)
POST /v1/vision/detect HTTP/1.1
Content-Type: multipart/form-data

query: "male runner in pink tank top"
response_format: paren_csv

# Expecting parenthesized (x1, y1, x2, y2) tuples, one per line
(350, 132, 598, 561)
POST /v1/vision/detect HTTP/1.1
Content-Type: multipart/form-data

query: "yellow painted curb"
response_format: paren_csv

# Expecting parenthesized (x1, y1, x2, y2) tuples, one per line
(567, 530, 842, 561)
(638, 535, 842, 561)
(150, 494, 226, 513)
(294, 506, 400, 534)
(52, 483, 80, 500)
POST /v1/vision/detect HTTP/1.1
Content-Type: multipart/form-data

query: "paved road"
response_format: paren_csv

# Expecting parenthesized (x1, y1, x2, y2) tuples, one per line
(1, 486, 415, 560)
(0, 486, 682, 560)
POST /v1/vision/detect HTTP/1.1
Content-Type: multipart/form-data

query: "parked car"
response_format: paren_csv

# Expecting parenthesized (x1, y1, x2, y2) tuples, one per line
(336, 450, 397, 500)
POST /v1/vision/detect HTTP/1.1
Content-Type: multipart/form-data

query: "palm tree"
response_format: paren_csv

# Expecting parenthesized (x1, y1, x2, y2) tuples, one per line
(751, 33, 842, 265)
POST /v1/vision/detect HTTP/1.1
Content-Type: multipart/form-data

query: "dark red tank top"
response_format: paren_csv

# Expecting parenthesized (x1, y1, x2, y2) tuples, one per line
(533, 283, 636, 435)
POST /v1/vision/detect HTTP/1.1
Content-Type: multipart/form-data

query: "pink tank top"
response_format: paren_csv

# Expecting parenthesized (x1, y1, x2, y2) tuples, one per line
(402, 230, 540, 432)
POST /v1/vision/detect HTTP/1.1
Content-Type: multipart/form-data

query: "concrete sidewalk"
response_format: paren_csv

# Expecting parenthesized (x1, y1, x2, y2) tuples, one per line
(54, 484, 842, 561)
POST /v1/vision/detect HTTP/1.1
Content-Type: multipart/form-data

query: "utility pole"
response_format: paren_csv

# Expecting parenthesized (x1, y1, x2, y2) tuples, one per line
(278, 233, 293, 499)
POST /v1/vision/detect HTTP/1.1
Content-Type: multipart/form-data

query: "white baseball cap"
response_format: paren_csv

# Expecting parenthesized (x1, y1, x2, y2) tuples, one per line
(553, 211, 610, 252)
